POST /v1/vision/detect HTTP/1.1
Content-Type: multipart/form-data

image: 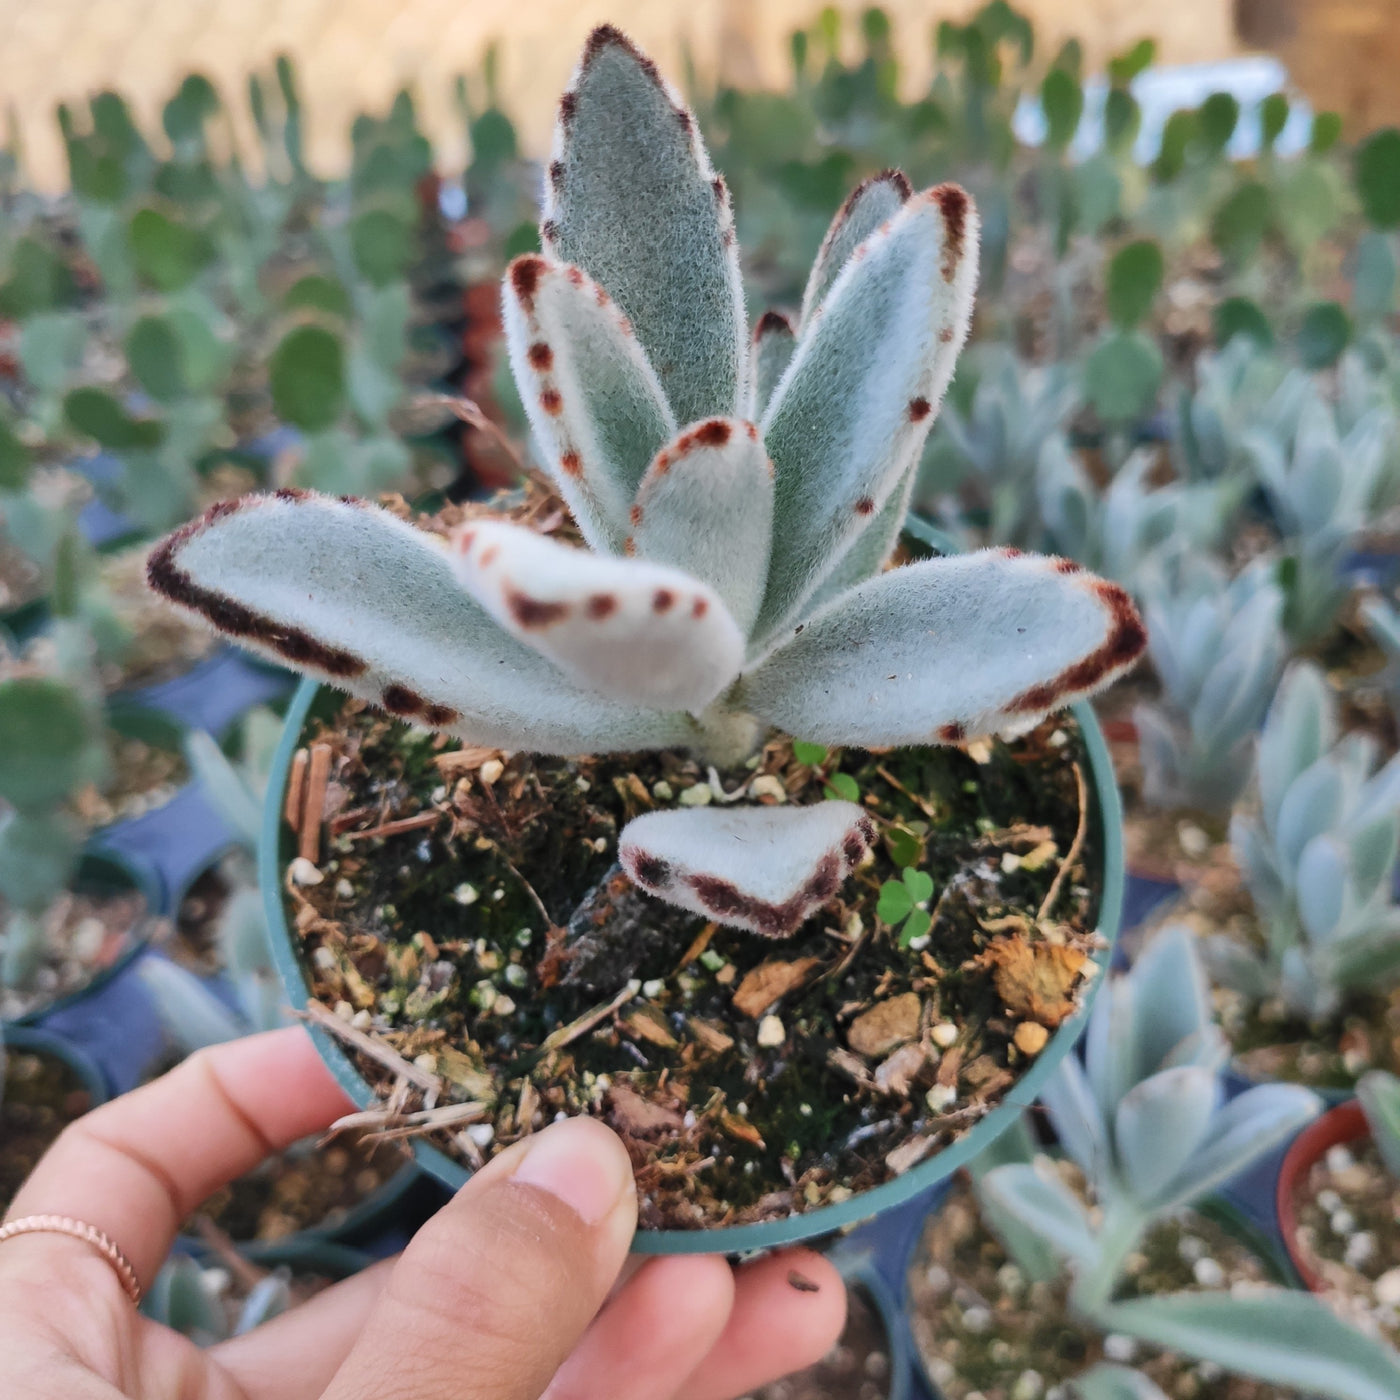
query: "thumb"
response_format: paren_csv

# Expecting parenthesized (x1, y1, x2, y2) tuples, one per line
(322, 1116, 638, 1400)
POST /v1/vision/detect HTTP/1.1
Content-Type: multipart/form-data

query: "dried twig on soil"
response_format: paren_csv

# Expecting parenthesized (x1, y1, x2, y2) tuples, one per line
(284, 748, 308, 831)
(1037, 762, 1089, 922)
(328, 1100, 489, 1143)
(299, 744, 333, 863)
(342, 810, 443, 843)
(539, 981, 637, 1054)
(298, 1001, 441, 1102)
(875, 763, 942, 819)
(427, 394, 530, 478)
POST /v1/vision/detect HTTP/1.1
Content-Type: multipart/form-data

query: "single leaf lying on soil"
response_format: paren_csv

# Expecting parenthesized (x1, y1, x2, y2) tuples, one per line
(619, 800, 875, 937)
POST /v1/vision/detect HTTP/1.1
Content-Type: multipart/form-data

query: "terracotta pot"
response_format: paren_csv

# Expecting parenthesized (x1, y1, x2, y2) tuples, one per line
(1275, 1098, 1368, 1292)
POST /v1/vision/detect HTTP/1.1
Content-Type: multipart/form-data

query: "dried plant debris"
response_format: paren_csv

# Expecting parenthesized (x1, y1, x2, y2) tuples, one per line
(908, 1174, 1293, 1400)
(282, 694, 1102, 1231)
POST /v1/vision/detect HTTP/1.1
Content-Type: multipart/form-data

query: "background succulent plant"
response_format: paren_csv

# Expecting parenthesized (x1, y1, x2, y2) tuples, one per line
(145, 25, 1146, 940)
(1131, 557, 1286, 812)
(1213, 661, 1400, 1022)
(975, 927, 1400, 1400)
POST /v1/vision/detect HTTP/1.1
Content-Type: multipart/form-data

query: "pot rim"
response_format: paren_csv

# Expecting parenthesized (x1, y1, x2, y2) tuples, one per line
(258, 517, 1126, 1255)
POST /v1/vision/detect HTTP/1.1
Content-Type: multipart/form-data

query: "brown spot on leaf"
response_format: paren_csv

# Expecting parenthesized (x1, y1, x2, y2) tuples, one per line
(628, 850, 671, 889)
(629, 504, 643, 528)
(939, 722, 966, 743)
(145, 495, 368, 679)
(506, 587, 570, 629)
(539, 388, 563, 415)
(755, 309, 792, 341)
(711, 175, 726, 201)
(682, 419, 732, 450)
(676, 106, 694, 134)
(457, 528, 476, 552)
(745, 421, 759, 441)
(586, 593, 617, 620)
(931, 183, 969, 281)
(560, 450, 582, 477)
(509, 255, 546, 307)
(424, 703, 460, 727)
(381, 684, 427, 716)
(1054, 557, 1082, 574)
(1000, 546, 1024, 558)
(722, 227, 736, 247)
(939, 326, 955, 344)
(908, 396, 932, 422)
(548, 160, 564, 188)
(855, 496, 875, 516)
(652, 588, 675, 613)
(565, 266, 585, 288)
(479, 544, 499, 567)
(540, 218, 559, 243)
(559, 92, 577, 126)
(527, 341, 553, 371)
(691, 596, 708, 619)
(1004, 578, 1147, 715)
(275, 486, 311, 502)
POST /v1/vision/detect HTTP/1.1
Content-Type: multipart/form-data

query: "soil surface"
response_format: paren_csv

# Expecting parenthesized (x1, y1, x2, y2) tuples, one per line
(0, 1044, 96, 1211)
(748, 1282, 890, 1400)
(0, 887, 150, 1021)
(907, 1172, 1299, 1400)
(194, 1132, 410, 1243)
(278, 620, 1104, 1231)
(98, 546, 220, 691)
(1290, 1136, 1400, 1347)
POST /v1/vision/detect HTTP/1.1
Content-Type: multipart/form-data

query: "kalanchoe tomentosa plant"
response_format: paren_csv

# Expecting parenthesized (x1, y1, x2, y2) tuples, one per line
(145, 25, 1146, 940)
(975, 928, 1400, 1400)
(1213, 660, 1400, 1022)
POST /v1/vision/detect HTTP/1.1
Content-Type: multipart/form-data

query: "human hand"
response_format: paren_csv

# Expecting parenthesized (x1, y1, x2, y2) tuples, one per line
(0, 1026, 845, 1399)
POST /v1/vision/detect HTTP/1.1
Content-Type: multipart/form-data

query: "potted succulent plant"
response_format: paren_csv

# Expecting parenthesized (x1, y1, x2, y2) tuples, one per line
(144, 26, 1148, 1251)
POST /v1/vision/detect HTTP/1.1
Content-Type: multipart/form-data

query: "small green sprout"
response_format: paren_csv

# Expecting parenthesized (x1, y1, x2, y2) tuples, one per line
(883, 823, 924, 868)
(878, 867, 935, 946)
(823, 771, 859, 802)
(792, 739, 828, 766)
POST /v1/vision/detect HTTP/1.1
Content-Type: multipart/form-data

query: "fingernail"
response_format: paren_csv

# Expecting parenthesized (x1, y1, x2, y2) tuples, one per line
(511, 1119, 632, 1225)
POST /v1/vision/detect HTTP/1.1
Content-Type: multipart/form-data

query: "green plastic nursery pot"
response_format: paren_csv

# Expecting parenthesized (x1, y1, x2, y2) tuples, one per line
(258, 521, 1125, 1255)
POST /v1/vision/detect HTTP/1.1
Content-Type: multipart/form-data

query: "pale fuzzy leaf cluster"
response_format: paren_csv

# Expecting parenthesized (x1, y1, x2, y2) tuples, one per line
(1036, 440, 1244, 593)
(923, 348, 1080, 546)
(1243, 391, 1397, 645)
(145, 26, 1147, 937)
(1214, 661, 1400, 1020)
(977, 929, 1328, 1389)
(1132, 557, 1286, 812)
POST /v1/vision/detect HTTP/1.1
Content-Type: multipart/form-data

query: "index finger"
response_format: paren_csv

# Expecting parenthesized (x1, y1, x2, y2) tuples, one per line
(1, 1027, 354, 1299)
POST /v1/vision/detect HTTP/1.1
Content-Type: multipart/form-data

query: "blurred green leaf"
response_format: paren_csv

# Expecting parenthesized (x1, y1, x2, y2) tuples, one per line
(1198, 92, 1239, 156)
(0, 236, 75, 318)
(0, 678, 94, 810)
(1041, 67, 1083, 151)
(350, 207, 413, 286)
(284, 274, 351, 319)
(1210, 181, 1271, 264)
(0, 411, 30, 490)
(792, 739, 827, 765)
(1354, 232, 1398, 322)
(1297, 302, 1351, 370)
(0, 813, 83, 916)
(1214, 297, 1273, 350)
(503, 221, 541, 260)
(877, 878, 913, 924)
(1086, 330, 1162, 423)
(469, 108, 517, 168)
(1104, 87, 1140, 155)
(1155, 110, 1197, 181)
(126, 315, 186, 402)
(1356, 128, 1400, 229)
(1310, 111, 1342, 155)
(128, 206, 214, 291)
(1106, 240, 1164, 330)
(64, 387, 164, 450)
(1260, 93, 1289, 150)
(1107, 38, 1154, 86)
(270, 325, 345, 431)
(824, 771, 860, 802)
